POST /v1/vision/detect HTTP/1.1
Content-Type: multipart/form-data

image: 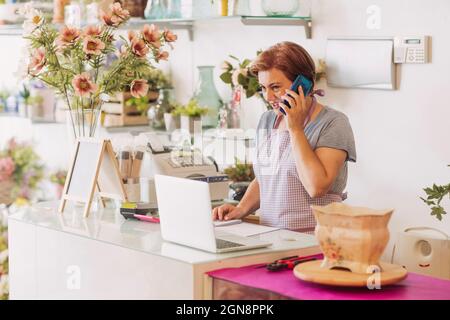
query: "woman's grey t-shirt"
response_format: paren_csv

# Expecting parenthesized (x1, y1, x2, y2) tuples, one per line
(256, 106, 356, 194)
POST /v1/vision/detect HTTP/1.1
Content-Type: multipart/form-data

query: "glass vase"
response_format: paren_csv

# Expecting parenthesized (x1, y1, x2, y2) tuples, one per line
(261, 0, 299, 17)
(144, 0, 167, 19)
(66, 108, 101, 142)
(148, 88, 172, 130)
(193, 66, 223, 128)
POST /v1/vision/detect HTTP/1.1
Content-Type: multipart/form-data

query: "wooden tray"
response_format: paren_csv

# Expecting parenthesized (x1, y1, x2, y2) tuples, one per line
(293, 260, 408, 287)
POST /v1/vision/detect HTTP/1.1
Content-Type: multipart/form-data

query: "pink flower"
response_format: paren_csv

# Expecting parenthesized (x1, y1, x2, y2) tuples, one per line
(72, 73, 97, 97)
(57, 26, 81, 45)
(28, 48, 46, 75)
(142, 24, 161, 48)
(163, 29, 177, 42)
(83, 25, 102, 37)
(101, 2, 130, 27)
(128, 30, 138, 42)
(111, 2, 130, 21)
(130, 79, 149, 98)
(83, 36, 105, 55)
(0, 157, 15, 182)
(131, 39, 149, 58)
(101, 12, 120, 27)
(156, 50, 169, 61)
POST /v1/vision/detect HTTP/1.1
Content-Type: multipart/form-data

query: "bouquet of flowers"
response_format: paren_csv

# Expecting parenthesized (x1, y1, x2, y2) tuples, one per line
(0, 138, 44, 204)
(22, 2, 177, 138)
(220, 53, 262, 99)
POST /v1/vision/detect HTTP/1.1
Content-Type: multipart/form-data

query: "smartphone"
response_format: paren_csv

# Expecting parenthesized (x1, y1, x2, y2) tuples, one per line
(280, 75, 313, 115)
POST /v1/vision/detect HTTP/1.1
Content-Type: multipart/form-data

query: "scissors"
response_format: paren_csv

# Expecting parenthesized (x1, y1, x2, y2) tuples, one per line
(266, 255, 317, 271)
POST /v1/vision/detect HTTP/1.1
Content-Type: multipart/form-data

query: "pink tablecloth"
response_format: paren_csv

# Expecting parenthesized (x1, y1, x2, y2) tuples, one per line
(207, 256, 450, 300)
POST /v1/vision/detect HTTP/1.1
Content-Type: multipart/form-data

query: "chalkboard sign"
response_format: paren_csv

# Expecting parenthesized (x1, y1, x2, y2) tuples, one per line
(58, 138, 128, 217)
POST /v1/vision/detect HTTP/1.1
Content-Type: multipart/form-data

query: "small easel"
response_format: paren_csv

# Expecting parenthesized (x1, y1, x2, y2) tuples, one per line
(58, 138, 128, 217)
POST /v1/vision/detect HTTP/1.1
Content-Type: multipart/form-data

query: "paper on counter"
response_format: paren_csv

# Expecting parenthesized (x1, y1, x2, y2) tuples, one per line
(215, 222, 280, 237)
(213, 219, 242, 227)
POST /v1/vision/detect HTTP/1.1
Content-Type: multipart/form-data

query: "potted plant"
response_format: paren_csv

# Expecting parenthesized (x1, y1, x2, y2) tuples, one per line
(223, 157, 255, 201)
(125, 95, 150, 115)
(18, 84, 31, 117)
(420, 165, 450, 221)
(163, 101, 181, 132)
(174, 99, 208, 134)
(26, 94, 44, 119)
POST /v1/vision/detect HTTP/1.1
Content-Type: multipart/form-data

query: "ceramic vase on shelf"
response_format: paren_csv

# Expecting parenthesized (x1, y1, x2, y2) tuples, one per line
(192, 65, 223, 128)
(123, 0, 148, 18)
(144, 0, 167, 19)
(53, 0, 71, 23)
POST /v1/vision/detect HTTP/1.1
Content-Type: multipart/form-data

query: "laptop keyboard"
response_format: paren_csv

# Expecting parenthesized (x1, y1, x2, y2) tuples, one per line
(215, 238, 244, 249)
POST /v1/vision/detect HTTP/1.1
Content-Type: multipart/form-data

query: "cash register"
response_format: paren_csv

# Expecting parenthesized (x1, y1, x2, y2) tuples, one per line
(138, 133, 230, 206)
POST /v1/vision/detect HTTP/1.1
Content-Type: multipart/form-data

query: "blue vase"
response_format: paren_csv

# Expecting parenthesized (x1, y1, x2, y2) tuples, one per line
(193, 66, 223, 128)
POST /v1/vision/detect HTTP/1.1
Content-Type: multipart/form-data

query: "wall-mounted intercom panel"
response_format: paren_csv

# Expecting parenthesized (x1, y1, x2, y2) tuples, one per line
(394, 36, 430, 64)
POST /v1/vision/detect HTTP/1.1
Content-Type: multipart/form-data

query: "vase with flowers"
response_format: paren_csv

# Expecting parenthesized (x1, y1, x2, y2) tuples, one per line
(22, 2, 177, 139)
(173, 99, 208, 134)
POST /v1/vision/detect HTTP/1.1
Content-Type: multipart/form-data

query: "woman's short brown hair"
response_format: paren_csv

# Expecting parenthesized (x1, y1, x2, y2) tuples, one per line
(250, 41, 316, 86)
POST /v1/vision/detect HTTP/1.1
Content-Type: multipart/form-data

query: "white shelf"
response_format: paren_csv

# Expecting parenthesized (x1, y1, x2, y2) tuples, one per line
(0, 15, 313, 40)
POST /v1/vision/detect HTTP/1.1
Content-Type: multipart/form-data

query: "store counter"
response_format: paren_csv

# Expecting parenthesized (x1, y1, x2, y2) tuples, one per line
(8, 201, 320, 299)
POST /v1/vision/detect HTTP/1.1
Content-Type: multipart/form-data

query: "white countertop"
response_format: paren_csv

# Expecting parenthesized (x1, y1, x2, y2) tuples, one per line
(9, 201, 318, 265)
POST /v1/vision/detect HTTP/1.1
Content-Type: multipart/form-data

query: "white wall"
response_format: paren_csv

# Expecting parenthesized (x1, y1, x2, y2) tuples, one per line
(1, 0, 449, 254)
(168, 0, 450, 243)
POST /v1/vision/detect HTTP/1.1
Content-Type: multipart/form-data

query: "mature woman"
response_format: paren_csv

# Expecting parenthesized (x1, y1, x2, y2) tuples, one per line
(213, 41, 356, 233)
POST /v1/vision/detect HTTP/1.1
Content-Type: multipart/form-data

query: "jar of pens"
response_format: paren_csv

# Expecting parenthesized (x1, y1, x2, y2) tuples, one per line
(117, 146, 145, 202)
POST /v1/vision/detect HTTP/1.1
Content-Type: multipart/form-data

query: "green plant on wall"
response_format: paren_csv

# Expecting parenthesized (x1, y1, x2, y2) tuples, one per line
(420, 165, 450, 221)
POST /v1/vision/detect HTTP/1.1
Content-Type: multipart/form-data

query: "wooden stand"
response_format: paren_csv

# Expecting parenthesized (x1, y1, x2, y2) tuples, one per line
(58, 138, 128, 217)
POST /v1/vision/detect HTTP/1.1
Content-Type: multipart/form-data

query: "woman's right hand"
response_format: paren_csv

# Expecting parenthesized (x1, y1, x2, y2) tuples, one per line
(212, 204, 246, 221)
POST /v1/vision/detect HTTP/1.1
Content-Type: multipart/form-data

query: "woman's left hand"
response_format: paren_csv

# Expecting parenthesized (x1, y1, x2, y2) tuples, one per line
(280, 86, 307, 132)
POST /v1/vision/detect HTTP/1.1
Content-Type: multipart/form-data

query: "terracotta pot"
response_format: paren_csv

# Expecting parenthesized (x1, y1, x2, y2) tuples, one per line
(311, 202, 393, 274)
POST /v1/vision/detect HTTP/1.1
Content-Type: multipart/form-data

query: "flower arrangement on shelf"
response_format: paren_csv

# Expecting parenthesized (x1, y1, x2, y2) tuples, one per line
(420, 165, 450, 221)
(22, 2, 177, 138)
(0, 138, 44, 205)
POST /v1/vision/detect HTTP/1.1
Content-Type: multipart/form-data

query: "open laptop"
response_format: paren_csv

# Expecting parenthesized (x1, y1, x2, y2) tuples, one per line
(154, 174, 272, 253)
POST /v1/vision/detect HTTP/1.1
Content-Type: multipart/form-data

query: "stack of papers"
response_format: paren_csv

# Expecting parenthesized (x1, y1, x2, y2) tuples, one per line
(213, 219, 242, 227)
(215, 221, 280, 237)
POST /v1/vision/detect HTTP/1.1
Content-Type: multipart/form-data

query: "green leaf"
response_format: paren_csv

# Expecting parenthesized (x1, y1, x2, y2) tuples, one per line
(229, 55, 240, 62)
(220, 72, 232, 84)
(431, 206, 445, 221)
(237, 73, 247, 86)
(240, 59, 251, 68)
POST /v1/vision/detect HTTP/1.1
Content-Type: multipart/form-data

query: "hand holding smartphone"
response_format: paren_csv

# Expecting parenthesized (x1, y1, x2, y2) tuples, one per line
(280, 75, 313, 116)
